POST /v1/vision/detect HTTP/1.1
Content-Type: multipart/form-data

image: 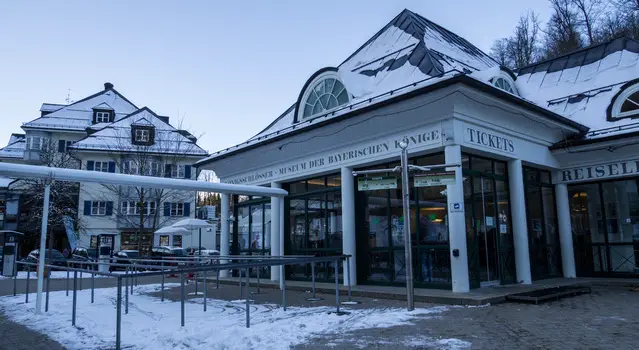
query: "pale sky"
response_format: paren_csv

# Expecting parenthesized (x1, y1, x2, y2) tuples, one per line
(0, 0, 553, 154)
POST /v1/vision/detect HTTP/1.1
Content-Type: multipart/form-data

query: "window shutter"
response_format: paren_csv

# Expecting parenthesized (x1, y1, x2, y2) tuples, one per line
(183, 203, 190, 217)
(164, 164, 172, 178)
(164, 202, 171, 216)
(109, 112, 115, 123)
(123, 161, 130, 174)
(84, 201, 91, 216)
(108, 161, 116, 173)
(92, 111, 97, 124)
(105, 202, 113, 216)
(86, 161, 94, 171)
(58, 140, 66, 152)
(184, 165, 191, 179)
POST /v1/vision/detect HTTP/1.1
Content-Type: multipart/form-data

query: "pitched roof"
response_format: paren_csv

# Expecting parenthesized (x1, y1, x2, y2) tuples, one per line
(23, 87, 138, 132)
(40, 103, 66, 113)
(70, 107, 208, 156)
(245, 9, 499, 143)
(0, 138, 26, 159)
(516, 37, 639, 139)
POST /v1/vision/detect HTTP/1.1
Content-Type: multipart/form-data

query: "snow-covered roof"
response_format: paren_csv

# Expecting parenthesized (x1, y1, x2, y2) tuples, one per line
(92, 102, 114, 110)
(516, 37, 639, 139)
(0, 138, 26, 159)
(7, 133, 25, 146)
(23, 86, 138, 132)
(40, 103, 66, 113)
(70, 107, 208, 156)
(0, 176, 14, 188)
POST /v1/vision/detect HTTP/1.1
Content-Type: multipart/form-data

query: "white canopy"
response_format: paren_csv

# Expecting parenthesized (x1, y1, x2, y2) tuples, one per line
(155, 226, 189, 235)
(172, 218, 212, 230)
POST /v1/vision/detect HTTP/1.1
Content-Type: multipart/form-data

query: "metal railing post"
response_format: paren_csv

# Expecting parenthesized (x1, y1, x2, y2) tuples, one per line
(25, 267, 30, 303)
(282, 264, 287, 311)
(79, 271, 83, 291)
(91, 272, 95, 304)
(72, 271, 77, 326)
(216, 269, 219, 289)
(245, 267, 250, 328)
(256, 265, 260, 294)
(116, 277, 122, 350)
(125, 274, 129, 315)
(238, 268, 243, 297)
(13, 268, 17, 296)
(306, 262, 322, 301)
(45, 271, 50, 312)
(334, 259, 340, 314)
(161, 272, 165, 302)
(66, 263, 69, 296)
(180, 273, 185, 327)
(203, 270, 207, 312)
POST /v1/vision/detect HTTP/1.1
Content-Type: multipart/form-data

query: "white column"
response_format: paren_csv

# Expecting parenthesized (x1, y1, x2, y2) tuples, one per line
(341, 167, 357, 286)
(270, 182, 281, 281)
(508, 159, 532, 284)
(555, 183, 576, 278)
(220, 193, 230, 278)
(445, 145, 470, 293)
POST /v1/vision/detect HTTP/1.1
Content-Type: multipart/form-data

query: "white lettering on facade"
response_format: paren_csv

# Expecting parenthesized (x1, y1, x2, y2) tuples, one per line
(556, 160, 639, 183)
(464, 127, 515, 153)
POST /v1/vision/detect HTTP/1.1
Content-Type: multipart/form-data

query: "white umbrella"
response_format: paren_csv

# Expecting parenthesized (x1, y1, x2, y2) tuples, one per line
(172, 218, 212, 254)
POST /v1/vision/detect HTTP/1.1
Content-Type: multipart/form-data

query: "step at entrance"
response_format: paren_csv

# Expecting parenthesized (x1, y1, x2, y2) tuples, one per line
(505, 285, 591, 304)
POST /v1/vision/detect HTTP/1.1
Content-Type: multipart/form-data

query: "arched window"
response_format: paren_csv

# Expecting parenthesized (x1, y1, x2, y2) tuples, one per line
(611, 84, 639, 120)
(491, 75, 517, 95)
(301, 77, 349, 119)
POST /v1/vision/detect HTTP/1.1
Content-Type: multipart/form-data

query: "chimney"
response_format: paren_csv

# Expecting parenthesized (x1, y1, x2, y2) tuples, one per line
(104, 82, 114, 90)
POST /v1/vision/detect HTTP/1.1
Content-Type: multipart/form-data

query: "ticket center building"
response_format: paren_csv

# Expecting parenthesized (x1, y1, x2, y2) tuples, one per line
(196, 9, 639, 292)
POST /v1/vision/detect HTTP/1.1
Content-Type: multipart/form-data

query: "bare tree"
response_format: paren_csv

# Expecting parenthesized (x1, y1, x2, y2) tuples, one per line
(86, 117, 204, 255)
(543, 0, 585, 59)
(573, 0, 607, 45)
(13, 139, 84, 254)
(490, 38, 512, 67)
(489, 11, 541, 69)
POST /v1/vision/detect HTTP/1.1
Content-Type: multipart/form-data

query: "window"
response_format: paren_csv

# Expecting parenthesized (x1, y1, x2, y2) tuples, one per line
(135, 129, 150, 142)
(301, 75, 349, 119)
(28, 136, 47, 151)
(93, 161, 109, 172)
(610, 83, 639, 120)
(149, 162, 160, 176)
(159, 235, 169, 246)
(121, 201, 157, 215)
(123, 160, 139, 175)
(91, 201, 107, 216)
(58, 140, 73, 152)
(170, 203, 184, 216)
(95, 111, 111, 123)
(171, 165, 185, 178)
(491, 76, 517, 95)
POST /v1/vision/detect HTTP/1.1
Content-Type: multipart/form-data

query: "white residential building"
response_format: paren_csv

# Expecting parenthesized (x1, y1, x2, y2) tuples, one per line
(0, 83, 208, 255)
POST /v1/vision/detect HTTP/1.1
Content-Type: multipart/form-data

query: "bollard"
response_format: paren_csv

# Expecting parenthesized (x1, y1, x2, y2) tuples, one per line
(203, 270, 207, 312)
(72, 271, 78, 326)
(91, 272, 95, 304)
(306, 262, 323, 302)
(45, 271, 51, 312)
(216, 269, 219, 289)
(180, 273, 185, 327)
(161, 273, 165, 302)
(245, 268, 250, 328)
(282, 265, 287, 311)
(116, 277, 122, 350)
(25, 267, 30, 303)
(334, 260, 340, 314)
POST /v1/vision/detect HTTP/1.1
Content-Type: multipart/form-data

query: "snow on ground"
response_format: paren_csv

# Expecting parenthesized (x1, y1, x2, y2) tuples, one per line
(0, 283, 467, 350)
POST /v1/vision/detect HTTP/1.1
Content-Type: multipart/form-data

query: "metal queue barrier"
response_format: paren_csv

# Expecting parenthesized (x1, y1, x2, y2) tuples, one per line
(13, 254, 355, 350)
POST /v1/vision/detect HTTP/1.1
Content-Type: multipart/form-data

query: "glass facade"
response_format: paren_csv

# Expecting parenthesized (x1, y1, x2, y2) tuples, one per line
(569, 179, 639, 276)
(463, 154, 516, 288)
(524, 167, 562, 280)
(233, 195, 272, 278)
(284, 175, 342, 282)
(356, 153, 451, 288)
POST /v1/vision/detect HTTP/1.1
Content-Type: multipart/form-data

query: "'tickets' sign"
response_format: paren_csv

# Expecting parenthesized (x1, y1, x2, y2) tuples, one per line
(554, 160, 639, 183)
(463, 125, 515, 154)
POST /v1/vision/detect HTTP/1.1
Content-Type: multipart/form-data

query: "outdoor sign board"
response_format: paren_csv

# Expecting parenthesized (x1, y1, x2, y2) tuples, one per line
(414, 171, 455, 187)
(358, 176, 398, 191)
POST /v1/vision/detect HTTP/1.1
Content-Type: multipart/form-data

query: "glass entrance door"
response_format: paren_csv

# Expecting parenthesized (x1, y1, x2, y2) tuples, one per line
(475, 176, 500, 285)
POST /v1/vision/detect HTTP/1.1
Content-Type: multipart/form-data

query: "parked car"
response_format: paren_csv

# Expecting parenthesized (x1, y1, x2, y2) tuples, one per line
(72, 247, 98, 261)
(193, 249, 220, 264)
(185, 246, 208, 256)
(151, 246, 188, 266)
(19, 249, 67, 271)
(109, 250, 140, 272)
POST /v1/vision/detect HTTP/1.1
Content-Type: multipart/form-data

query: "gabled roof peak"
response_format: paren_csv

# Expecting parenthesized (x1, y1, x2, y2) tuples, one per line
(92, 102, 113, 110)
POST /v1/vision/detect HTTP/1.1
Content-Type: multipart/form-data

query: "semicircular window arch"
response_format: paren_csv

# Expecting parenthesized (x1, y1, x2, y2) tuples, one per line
(611, 84, 639, 120)
(490, 75, 517, 95)
(302, 77, 350, 119)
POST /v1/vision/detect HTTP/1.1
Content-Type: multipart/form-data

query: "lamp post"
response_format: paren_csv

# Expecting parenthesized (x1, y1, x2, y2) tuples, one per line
(398, 138, 414, 311)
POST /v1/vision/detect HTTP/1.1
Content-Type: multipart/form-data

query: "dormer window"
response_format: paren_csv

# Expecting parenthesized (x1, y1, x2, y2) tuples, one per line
(135, 129, 150, 142)
(95, 111, 111, 123)
(131, 125, 155, 146)
(490, 74, 518, 95)
(297, 69, 350, 121)
(609, 82, 639, 121)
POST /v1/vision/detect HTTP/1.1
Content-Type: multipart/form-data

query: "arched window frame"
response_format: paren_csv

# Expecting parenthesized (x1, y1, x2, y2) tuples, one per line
(490, 73, 518, 96)
(298, 71, 350, 121)
(610, 83, 639, 121)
